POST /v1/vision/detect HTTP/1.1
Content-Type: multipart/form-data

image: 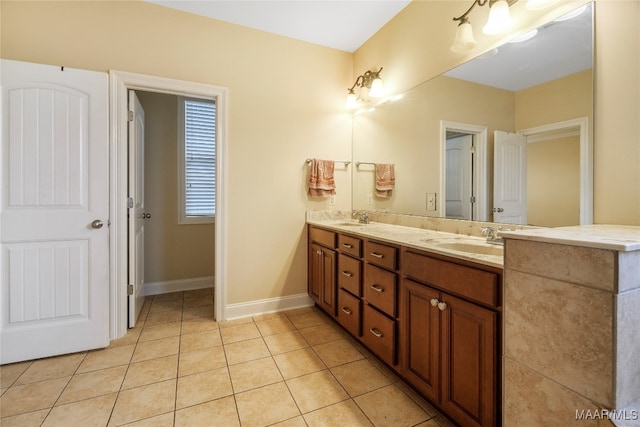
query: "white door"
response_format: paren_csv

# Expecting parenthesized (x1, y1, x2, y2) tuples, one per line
(445, 134, 473, 220)
(0, 60, 109, 364)
(493, 130, 527, 224)
(128, 91, 146, 328)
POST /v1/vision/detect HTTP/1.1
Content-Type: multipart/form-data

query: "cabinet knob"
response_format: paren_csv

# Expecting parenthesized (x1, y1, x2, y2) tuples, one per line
(370, 284, 384, 293)
(437, 302, 448, 311)
(341, 307, 352, 315)
(430, 298, 439, 307)
(317, 250, 322, 255)
(369, 327, 383, 338)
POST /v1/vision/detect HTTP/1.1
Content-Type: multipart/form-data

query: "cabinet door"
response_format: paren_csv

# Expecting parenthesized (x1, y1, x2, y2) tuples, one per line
(309, 243, 323, 303)
(319, 247, 336, 315)
(400, 279, 441, 402)
(440, 293, 497, 427)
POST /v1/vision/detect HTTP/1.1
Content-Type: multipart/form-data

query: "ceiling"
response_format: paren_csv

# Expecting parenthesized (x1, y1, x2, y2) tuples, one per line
(145, 0, 411, 53)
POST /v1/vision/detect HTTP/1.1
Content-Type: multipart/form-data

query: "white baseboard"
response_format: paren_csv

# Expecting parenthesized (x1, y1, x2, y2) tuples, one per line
(143, 276, 214, 296)
(225, 293, 314, 320)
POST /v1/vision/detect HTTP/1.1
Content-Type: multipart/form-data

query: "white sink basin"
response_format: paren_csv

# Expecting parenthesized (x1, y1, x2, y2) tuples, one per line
(435, 241, 503, 256)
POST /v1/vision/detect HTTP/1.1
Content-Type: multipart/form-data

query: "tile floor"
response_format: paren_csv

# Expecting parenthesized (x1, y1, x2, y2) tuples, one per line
(0, 288, 454, 427)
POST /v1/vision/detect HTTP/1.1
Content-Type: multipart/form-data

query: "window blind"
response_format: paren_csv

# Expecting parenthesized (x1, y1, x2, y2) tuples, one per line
(184, 99, 216, 216)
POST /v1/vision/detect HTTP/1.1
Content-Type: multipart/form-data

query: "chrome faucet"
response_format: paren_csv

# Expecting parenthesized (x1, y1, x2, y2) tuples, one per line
(352, 211, 370, 224)
(481, 226, 504, 245)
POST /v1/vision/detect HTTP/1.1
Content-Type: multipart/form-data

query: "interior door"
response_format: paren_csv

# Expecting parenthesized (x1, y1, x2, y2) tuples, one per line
(0, 60, 109, 364)
(445, 134, 473, 220)
(128, 91, 146, 328)
(493, 130, 527, 224)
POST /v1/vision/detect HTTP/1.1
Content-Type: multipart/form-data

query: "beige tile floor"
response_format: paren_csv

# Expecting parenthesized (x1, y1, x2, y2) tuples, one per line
(0, 288, 455, 427)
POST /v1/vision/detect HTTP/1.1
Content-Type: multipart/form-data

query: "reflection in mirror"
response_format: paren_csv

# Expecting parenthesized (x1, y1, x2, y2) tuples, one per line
(352, 3, 593, 227)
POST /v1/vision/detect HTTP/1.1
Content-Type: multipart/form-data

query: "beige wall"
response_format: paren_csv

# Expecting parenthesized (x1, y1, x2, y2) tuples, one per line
(528, 136, 581, 226)
(136, 91, 215, 284)
(355, 0, 640, 226)
(1, 0, 353, 305)
(515, 69, 593, 130)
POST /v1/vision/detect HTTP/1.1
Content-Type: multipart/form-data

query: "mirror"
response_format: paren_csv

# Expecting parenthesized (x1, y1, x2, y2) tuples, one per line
(352, 3, 593, 227)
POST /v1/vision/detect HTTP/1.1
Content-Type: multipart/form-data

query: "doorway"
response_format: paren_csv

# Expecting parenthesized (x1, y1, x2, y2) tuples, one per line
(440, 121, 489, 221)
(110, 71, 228, 340)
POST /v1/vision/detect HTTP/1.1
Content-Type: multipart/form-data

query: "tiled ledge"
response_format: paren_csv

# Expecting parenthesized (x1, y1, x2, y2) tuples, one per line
(500, 224, 640, 252)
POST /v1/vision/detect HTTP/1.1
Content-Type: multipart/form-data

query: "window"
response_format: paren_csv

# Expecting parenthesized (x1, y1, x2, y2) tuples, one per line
(178, 97, 216, 224)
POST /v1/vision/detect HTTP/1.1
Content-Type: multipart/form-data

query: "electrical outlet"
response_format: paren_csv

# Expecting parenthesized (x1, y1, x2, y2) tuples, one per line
(426, 193, 437, 211)
(367, 194, 374, 205)
(329, 195, 336, 205)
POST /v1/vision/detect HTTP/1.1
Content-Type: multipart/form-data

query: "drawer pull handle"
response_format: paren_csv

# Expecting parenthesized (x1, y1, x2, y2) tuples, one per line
(341, 271, 353, 277)
(371, 252, 384, 259)
(342, 243, 353, 249)
(369, 328, 383, 338)
(430, 298, 439, 307)
(370, 284, 384, 293)
(437, 302, 448, 311)
(341, 307, 352, 315)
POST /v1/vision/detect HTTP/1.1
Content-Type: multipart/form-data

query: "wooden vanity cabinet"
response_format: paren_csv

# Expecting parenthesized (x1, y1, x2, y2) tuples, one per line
(307, 225, 502, 427)
(308, 227, 337, 316)
(400, 248, 500, 427)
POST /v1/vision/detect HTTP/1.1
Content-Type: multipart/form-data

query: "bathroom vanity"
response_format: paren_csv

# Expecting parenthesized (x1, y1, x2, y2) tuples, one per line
(307, 212, 507, 427)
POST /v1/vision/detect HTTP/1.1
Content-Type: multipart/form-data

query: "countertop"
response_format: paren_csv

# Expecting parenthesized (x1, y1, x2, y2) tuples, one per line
(307, 219, 504, 269)
(499, 224, 640, 252)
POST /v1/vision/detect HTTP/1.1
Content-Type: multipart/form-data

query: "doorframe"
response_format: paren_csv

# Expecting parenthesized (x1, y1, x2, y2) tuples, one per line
(109, 70, 228, 340)
(440, 121, 489, 221)
(518, 116, 592, 225)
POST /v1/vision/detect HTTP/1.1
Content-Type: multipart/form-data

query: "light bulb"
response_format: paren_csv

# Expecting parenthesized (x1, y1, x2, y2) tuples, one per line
(345, 92, 357, 109)
(483, 0, 513, 35)
(368, 77, 384, 97)
(451, 19, 477, 52)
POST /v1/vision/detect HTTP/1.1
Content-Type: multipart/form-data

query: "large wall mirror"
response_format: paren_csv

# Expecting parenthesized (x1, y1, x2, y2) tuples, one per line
(352, 3, 593, 227)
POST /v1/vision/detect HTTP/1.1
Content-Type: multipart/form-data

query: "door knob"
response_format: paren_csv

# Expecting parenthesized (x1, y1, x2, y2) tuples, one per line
(492, 207, 504, 213)
(91, 219, 104, 229)
(144, 213, 151, 219)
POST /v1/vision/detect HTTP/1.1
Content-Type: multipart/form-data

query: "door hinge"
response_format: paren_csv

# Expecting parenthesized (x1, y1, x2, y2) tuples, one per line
(470, 196, 476, 204)
(128, 110, 134, 122)
(128, 284, 134, 295)
(127, 197, 134, 208)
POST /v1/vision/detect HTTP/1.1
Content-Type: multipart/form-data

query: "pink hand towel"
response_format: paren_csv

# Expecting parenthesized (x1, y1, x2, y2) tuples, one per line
(308, 159, 336, 197)
(375, 163, 395, 198)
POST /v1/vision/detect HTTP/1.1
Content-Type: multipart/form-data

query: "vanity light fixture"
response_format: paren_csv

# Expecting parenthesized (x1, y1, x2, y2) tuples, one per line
(346, 68, 384, 109)
(451, 0, 557, 52)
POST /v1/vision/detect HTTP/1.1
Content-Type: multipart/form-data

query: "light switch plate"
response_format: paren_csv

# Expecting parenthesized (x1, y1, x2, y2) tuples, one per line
(426, 193, 437, 211)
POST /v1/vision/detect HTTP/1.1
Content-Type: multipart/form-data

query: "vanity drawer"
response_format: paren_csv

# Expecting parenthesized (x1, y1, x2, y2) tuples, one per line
(362, 304, 396, 366)
(337, 289, 361, 338)
(309, 226, 336, 249)
(338, 254, 361, 296)
(364, 263, 397, 317)
(365, 241, 397, 270)
(403, 250, 498, 307)
(338, 234, 362, 258)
